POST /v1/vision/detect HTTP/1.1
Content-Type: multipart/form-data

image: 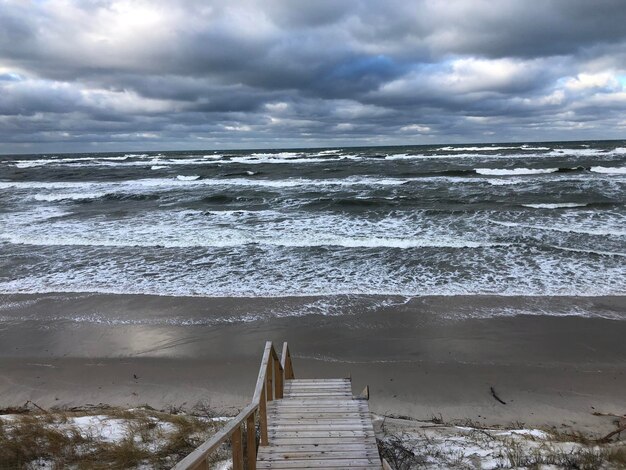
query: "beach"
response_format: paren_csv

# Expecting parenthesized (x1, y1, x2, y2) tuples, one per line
(1, 143, 625, 444)
(1, 293, 624, 435)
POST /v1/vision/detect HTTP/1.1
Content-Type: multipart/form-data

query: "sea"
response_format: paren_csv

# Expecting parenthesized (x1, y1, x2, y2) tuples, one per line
(0, 141, 625, 304)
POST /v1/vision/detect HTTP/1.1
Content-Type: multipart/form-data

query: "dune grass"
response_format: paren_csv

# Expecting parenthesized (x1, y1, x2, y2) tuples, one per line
(0, 403, 229, 469)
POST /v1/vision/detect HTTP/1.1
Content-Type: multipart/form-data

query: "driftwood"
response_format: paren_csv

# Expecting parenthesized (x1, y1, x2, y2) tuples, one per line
(24, 400, 49, 414)
(593, 412, 626, 443)
(490, 387, 507, 405)
(596, 424, 626, 443)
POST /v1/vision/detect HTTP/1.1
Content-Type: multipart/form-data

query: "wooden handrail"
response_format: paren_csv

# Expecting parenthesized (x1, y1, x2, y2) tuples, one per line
(173, 341, 293, 470)
(280, 342, 294, 380)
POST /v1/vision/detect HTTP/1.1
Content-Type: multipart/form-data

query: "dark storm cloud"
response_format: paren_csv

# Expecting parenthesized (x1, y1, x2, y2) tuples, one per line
(0, 0, 625, 153)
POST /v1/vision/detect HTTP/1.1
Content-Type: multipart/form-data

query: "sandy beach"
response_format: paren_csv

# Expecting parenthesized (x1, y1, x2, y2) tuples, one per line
(1, 293, 624, 435)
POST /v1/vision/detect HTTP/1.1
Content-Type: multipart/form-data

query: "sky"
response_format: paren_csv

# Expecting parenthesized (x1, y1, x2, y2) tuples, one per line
(1, 0, 626, 153)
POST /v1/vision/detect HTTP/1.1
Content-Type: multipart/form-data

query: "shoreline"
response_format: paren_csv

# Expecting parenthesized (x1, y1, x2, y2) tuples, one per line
(0, 293, 624, 435)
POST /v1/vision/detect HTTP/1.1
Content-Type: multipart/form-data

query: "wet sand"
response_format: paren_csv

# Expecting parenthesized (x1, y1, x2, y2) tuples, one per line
(0, 293, 624, 434)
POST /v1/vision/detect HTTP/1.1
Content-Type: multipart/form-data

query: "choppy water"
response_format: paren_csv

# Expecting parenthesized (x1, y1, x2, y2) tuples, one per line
(0, 141, 625, 297)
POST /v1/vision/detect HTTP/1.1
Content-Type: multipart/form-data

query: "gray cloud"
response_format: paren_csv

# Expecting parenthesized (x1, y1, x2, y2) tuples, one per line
(0, 0, 625, 153)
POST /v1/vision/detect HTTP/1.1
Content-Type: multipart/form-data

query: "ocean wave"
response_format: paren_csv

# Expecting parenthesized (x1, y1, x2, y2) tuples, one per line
(437, 145, 547, 151)
(475, 168, 559, 176)
(490, 220, 626, 237)
(34, 192, 108, 202)
(0, 176, 414, 191)
(548, 148, 605, 157)
(521, 203, 588, 209)
(0, 231, 504, 249)
(486, 179, 526, 185)
(176, 175, 201, 181)
(590, 166, 626, 174)
(150, 165, 169, 170)
(437, 145, 521, 152)
(547, 245, 626, 258)
(14, 161, 46, 169)
(250, 152, 301, 158)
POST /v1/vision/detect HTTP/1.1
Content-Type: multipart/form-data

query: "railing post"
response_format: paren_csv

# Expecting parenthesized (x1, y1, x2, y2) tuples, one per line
(246, 414, 257, 470)
(281, 342, 294, 380)
(259, 387, 268, 446)
(275, 355, 283, 399)
(266, 356, 274, 402)
(232, 425, 244, 470)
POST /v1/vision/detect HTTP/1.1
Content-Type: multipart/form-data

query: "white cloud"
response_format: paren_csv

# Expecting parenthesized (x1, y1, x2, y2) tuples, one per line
(400, 124, 430, 133)
(564, 72, 621, 91)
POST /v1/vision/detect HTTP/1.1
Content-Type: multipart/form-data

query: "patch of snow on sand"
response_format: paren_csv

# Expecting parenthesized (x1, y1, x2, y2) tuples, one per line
(69, 416, 128, 442)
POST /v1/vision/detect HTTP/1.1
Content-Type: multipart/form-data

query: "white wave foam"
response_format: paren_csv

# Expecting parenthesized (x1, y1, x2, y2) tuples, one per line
(522, 203, 588, 209)
(0, 176, 413, 191)
(0, 231, 503, 249)
(250, 152, 300, 158)
(228, 156, 330, 164)
(437, 145, 549, 151)
(476, 168, 559, 176)
(590, 166, 626, 174)
(314, 149, 342, 155)
(385, 153, 417, 160)
(123, 154, 148, 158)
(33, 192, 107, 202)
(486, 179, 525, 186)
(547, 245, 626, 258)
(14, 161, 45, 169)
(0, 206, 71, 222)
(548, 148, 604, 157)
(176, 175, 200, 181)
(490, 220, 626, 236)
(386, 152, 562, 161)
(150, 165, 168, 170)
(520, 145, 551, 150)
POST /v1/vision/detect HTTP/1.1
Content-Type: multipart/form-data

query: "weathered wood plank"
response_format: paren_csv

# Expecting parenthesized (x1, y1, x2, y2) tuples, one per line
(257, 444, 373, 452)
(257, 452, 380, 461)
(269, 400, 365, 405)
(285, 384, 351, 388)
(267, 437, 377, 444)
(285, 379, 349, 383)
(270, 413, 367, 419)
(269, 426, 373, 433)
(256, 458, 381, 468)
(268, 432, 376, 439)
(269, 419, 371, 426)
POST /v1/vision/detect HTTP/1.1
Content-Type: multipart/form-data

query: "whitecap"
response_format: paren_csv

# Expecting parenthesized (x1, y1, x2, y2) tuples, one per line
(522, 203, 588, 209)
(176, 175, 201, 181)
(548, 148, 604, 157)
(590, 166, 626, 174)
(547, 245, 626, 258)
(476, 168, 559, 176)
(33, 193, 107, 202)
(490, 220, 626, 236)
(438, 145, 529, 151)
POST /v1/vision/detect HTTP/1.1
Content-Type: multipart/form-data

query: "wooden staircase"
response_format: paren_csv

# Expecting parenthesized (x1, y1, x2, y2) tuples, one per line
(174, 342, 385, 470)
(258, 378, 380, 469)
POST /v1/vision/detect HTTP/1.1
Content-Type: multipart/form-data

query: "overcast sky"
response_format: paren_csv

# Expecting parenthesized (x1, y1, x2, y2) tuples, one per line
(1, 0, 626, 153)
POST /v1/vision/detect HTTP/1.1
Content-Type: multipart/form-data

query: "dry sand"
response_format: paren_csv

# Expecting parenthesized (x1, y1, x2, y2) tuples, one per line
(0, 293, 624, 435)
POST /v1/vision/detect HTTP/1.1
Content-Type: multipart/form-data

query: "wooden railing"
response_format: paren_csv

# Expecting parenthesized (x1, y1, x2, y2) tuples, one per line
(173, 341, 294, 470)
